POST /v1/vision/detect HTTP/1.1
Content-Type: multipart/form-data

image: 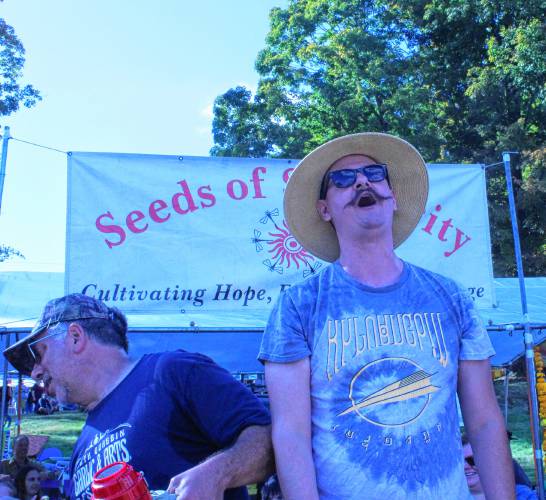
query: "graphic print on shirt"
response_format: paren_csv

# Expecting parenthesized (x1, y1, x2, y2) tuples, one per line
(72, 423, 132, 499)
(324, 310, 453, 456)
(325, 312, 449, 382)
(338, 357, 439, 427)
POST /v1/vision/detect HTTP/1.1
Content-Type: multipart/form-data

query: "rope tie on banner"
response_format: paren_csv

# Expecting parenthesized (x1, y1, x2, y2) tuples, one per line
(0, 317, 38, 328)
(8, 136, 67, 155)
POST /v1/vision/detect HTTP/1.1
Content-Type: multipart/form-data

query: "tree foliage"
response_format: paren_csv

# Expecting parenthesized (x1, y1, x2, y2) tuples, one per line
(211, 0, 546, 276)
(0, 244, 23, 262)
(0, 17, 41, 116)
(0, 14, 36, 263)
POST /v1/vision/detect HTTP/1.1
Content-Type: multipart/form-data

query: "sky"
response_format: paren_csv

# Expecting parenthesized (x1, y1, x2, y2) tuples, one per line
(0, 0, 285, 271)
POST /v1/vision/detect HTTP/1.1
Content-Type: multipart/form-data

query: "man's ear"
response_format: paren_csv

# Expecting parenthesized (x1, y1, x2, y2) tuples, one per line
(66, 323, 87, 354)
(316, 199, 332, 222)
(392, 189, 397, 211)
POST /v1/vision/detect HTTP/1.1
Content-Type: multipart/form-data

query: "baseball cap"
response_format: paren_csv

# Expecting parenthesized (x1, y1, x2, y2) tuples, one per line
(3, 293, 113, 375)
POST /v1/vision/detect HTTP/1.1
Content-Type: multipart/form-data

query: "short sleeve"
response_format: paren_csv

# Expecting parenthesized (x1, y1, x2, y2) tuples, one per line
(258, 289, 311, 363)
(455, 285, 495, 360)
(184, 356, 271, 447)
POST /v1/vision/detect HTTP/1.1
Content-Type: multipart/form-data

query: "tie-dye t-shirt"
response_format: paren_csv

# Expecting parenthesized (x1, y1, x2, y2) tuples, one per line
(259, 261, 494, 500)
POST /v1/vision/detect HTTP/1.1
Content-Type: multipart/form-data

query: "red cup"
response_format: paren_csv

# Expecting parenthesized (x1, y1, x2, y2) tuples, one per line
(91, 462, 152, 500)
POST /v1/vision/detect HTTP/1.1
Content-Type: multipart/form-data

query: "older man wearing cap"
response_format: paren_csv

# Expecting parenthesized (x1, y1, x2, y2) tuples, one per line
(258, 133, 514, 499)
(4, 294, 273, 500)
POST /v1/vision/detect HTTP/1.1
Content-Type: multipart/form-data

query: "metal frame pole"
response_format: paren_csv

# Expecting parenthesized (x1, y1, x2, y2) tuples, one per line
(0, 331, 10, 459)
(16, 373, 22, 436)
(503, 151, 545, 496)
(504, 367, 510, 426)
(0, 126, 11, 215)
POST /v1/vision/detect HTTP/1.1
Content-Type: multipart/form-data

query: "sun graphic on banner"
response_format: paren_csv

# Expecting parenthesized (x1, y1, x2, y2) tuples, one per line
(251, 208, 322, 277)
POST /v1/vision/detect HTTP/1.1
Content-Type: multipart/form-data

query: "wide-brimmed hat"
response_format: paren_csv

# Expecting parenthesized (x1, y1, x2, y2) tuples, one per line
(3, 294, 113, 375)
(284, 132, 429, 261)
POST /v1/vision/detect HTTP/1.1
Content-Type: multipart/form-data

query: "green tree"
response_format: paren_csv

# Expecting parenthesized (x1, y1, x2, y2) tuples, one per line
(0, 244, 23, 262)
(211, 0, 545, 276)
(0, 14, 39, 262)
(0, 18, 41, 116)
(397, 0, 546, 275)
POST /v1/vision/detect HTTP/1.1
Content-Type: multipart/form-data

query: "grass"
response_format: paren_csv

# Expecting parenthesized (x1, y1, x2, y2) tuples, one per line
(494, 378, 538, 484)
(4, 380, 541, 490)
(15, 411, 86, 457)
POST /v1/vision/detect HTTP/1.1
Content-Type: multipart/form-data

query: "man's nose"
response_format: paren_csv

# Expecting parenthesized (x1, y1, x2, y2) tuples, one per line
(354, 171, 370, 190)
(31, 363, 43, 381)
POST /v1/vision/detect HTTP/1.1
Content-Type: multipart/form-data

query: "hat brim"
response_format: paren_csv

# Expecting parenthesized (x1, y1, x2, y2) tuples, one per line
(284, 132, 429, 262)
(3, 327, 46, 376)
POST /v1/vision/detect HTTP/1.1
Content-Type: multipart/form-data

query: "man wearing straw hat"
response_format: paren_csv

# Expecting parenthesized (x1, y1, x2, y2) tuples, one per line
(259, 133, 514, 499)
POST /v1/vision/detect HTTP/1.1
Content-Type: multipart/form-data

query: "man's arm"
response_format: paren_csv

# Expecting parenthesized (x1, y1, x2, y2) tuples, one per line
(458, 359, 515, 499)
(265, 358, 319, 500)
(167, 424, 273, 500)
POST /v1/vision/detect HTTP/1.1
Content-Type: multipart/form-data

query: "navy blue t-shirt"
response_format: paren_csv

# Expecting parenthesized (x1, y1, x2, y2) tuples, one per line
(69, 350, 270, 500)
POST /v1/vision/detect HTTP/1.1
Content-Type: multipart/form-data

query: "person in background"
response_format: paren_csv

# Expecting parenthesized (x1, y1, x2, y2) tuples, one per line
(0, 436, 49, 480)
(1, 385, 12, 415)
(30, 385, 43, 416)
(48, 398, 59, 414)
(463, 437, 536, 500)
(0, 476, 18, 500)
(260, 475, 283, 500)
(35, 395, 51, 416)
(14, 465, 43, 500)
(24, 388, 35, 415)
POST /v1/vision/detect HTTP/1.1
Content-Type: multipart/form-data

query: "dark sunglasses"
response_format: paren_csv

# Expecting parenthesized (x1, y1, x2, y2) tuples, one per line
(465, 456, 476, 467)
(319, 164, 389, 199)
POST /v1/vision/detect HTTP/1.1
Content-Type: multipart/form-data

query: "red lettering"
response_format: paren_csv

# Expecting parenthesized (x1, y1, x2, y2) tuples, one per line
(227, 179, 248, 200)
(126, 210, 148, 234)
(172, 180, 198, 214)
(96, 212, 126, 249)
(94, 180, 215, 248)
(421, 203, 472, 257)
(422, 204, 441, 235)
(250, 167, 267, 199)
(438, 218, 453, 242)
(197, 185, 216, 208)
(282, 167, 294, 184)
(149, 199, 171, 223)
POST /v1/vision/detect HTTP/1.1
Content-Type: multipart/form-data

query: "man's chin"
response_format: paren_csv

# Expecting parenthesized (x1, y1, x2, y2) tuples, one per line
(54, 389, 73, 407)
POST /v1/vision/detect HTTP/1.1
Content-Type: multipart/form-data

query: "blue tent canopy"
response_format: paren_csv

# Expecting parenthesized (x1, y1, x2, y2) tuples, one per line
(1, 271, 545, 370)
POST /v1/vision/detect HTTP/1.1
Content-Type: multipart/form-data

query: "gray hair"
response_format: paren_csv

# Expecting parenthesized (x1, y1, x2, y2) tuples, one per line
(54, 307, 129, 353)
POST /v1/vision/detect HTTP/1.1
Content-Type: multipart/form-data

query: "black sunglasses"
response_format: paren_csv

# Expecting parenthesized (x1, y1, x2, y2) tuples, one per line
(319, 164, 389, 199)
(465, 456, 476, 467)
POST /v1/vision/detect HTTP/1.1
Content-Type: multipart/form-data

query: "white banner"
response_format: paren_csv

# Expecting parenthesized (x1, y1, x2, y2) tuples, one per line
(66, 153, 495, 323)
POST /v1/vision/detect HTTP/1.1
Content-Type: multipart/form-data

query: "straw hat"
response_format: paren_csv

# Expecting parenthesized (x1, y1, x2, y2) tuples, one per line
(284, 132, 429, 262)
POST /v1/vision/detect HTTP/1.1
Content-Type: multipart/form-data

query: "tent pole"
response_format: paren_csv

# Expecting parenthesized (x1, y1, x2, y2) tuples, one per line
(0, 331, 9, 459)
(0, 126, 11, 215)
(504, 367, 509, 426)
(17, 373, 22, 436)
(503, 152, 545, 496)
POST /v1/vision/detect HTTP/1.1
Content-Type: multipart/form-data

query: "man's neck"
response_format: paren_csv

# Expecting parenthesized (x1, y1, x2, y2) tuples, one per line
(338, 238, 403, 287)
(83, 353, 136, 411)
